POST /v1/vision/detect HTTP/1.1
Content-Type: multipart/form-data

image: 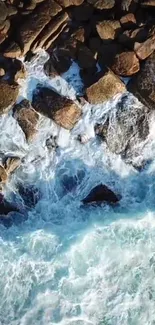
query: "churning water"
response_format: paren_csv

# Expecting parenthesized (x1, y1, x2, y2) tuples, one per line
(0, 50, 155, 325)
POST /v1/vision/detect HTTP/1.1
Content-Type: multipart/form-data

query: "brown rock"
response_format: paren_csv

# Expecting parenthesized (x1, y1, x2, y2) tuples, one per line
(85, 69, 126, 105)
(1, 20, 10, 35)
(3, 41, 22, 58)
(4, 157, 21, 174)
(13, 99, 39, 141)
(0, 68, 5, 77)
(141, 0, 155, 7)
(71, 3, 93, 21)
(77, 45, 96, 69)
(32, 87, 82, 130)
(87, 0, 115, 10)
(120, 13, 136, 29)
(118, 27, 148, 47)
(6, 5, 18, 16)
(134, 35, 155, 60)
(71, 27, 85, 43)
(121, 0, 137, 12)
(111, 51, 140, 76)
(44, 58, 58, 77)
(32, 12, 69, 51)
(25, 0, 36, 10)
(0, 1, 8, 23)
(0, 81, 19, 114)
(128, 52, 155, 110)
(18, 0, 62, 55)
(0, 166, 7, 184)
(96, 20, 121, 42)
(56, 0, 84, 7)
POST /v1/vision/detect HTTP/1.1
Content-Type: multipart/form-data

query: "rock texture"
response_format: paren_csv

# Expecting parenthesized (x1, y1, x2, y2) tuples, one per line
(111, 51, 140, 76)
(0, 81, 19, 114)
(85, 70, 126, 105)
(32, 87, 82, 129)
(82, 184, 119, 204)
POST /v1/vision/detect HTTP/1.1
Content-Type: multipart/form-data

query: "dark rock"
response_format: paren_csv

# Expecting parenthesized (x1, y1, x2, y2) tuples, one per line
(77, 44, 96, 69)
(32, 86, 82, 130)
(85, 69, 126, 105)
(56, 0, 84, 7)
(80, 66, 98, 87)
(120, 13, 136, 29)
(111, 51, 140, 76)
(18, 184, 40, 208)
(82, 184, 119, 204)
(120, 0, 138, 12)
(0, 81, 19, 114)
(128, 52, 155, 110)
(87, 0, 115, 10)
(98, 42, 123, 68)
(0, 1, 8, 24)
(118, 27, 148, 47)
(71, 3, 93, 21)
(13, 99, 39, 141)
(140, 0, 155, 7)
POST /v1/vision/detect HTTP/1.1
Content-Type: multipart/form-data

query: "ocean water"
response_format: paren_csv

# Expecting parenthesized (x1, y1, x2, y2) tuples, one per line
(0, 50, 155, 325)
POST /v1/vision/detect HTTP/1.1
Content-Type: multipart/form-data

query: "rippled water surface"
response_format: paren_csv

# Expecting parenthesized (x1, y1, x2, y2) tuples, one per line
(0, 51, 155, 325)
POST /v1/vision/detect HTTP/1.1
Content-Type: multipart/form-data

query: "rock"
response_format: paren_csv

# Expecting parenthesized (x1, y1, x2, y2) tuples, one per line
(56, 0, 84, 7)
(140, 0, 155, 7)
(120, 0, 138, 12)
(120, 13, 136, 29)
(134, 35, 155, 60)
(111, 51, 140, 76)
(118, 27, 148, 47)
(14, 60, 26, 81)
(6, 4, 18, 16)
(0, 68, 5, 76)
(0, 1, 8, 24)
(128, 52, 155, 110)
(96, 20, 122, 42)
(3, 41, 22, 58)
(13, 99, 39, 141)
(82, 184, 119, 204)
(0, 19, 10, 35)
(32, 86, 82, 130)
(77, 44, 96, 69)
(0, 81, 19, 114)
(71, 3, 93, 21)
(96, 93, 150, 162)
(18, 0, 62, 55)
(80, 66, 98, 87)
(4, 157, 21, 174)
(44, 58, 58, 77)
(18, 184, 40, 208)
(31, 12, 69, 51)
(88, 37, 101, 53)
(0, 165, 7, 184)
(71, 27, 85, 43)
(98, 43, 123, 68)
(87, 0, 115, 10)
(85, 69, 126, 105)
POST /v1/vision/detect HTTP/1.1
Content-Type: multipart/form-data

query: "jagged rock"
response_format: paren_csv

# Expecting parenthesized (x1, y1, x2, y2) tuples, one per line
(82, 184, 119, 204)
(13, 99, 39, 141)
(87, 0, 115, 10)
(96, 93, 150, 164)
(25, 0, 37, 10)
(3, 41, 22, 58)
(85, 69, 126, 105)
(96, 20, 121, 42)
(120, 0, 138, 12)
(16, 0, 62, 56)
(4, 157, 21, 174)
(120, 13, 136, 29)
(111, 51, 140, 76)
(80, 66, 98, 87)
(0, 68, 5, 76)
(56, 0, 84, 7)
(32, 86, 82, 130)
(0, 166, 7, 184)
(0, 1, 8, 23)
(71, 27, 85, 42)
(118, 27, 148, 47)
(0, 81, 19, 114)
(44, 58, 58, 77)
(89, 37, 101, 53)
(140, 0, 155, 7)
(98, 43, 123, 68)
(134, 35, 155, 60)
(77, 44, 96, 69)
(128, 52, 155, 110)
(6, 5, 17, 16)
(71, 3, 93, 21)
(1, 19, 10, 35)
(32, 12, 69, 51)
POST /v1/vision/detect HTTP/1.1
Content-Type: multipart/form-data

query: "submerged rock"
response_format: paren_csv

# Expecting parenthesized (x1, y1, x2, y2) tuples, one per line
(82, 184, 119, 204)
(32, 86, 82, 130)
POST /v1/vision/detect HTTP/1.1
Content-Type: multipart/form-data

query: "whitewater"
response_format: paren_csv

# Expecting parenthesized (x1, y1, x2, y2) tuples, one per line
(0, 50, 155, 325)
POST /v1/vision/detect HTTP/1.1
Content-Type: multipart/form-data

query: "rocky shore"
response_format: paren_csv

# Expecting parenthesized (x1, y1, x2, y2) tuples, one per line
(0, 0, 155, 224)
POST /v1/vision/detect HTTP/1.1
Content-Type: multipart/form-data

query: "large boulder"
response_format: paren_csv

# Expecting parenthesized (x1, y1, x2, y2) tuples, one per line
(82, 184, 119, 205)
(128, 52, 155, 110)
(13, 99, 39, 141)
(85, 69, 126, 105)
(95, 93, 150, 163)
(32, 87, 82, 130)
(111, 51, 140, 76)
(0, 81, 19, 114)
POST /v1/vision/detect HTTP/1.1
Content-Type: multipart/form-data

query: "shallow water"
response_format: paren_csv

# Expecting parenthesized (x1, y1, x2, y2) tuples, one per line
(0, 50, 155, 325)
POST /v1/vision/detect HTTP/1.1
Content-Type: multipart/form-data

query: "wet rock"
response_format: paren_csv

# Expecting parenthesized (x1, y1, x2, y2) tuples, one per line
(87, 0, 115, 10)
(3, 41, 22, 58)
(96, 20, 121, 42)
(118, 27, 148, 47)
(13, 99, 39, 141)
(120, 0, 138, 12)
(77, 44, 96, 69)
(71, 3, 93, 21)
(0, 1, 8, 24)
(0, 68, 5, 77)
(71, 27, 85, 43)
(7, 4, 18, 16)
(134, 35, 155, 60)
(0, 81, 19, 114)
(96, 93, 150, 161)
(56, 0, 84, 7)
(32, 86, 82, 130)
(111, 51, 140, 76)
(128, 52, 155, 110)
(98, 43, 123, 68)
(120, 13, 136, 29)
(4, 157, 21, 174)
(80, 66, 98, 87)
(82, 184, 119, 204)
(18, 184, 40, 208)
(46, 135, 58, 150)
(140, 0, 155, 7)
(85, 69, 126, 105)
(88, 37, 101, 53)
(0, 165, 7, 184)
(0, 19, 10, 35)
(44, 57, 58, 77)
